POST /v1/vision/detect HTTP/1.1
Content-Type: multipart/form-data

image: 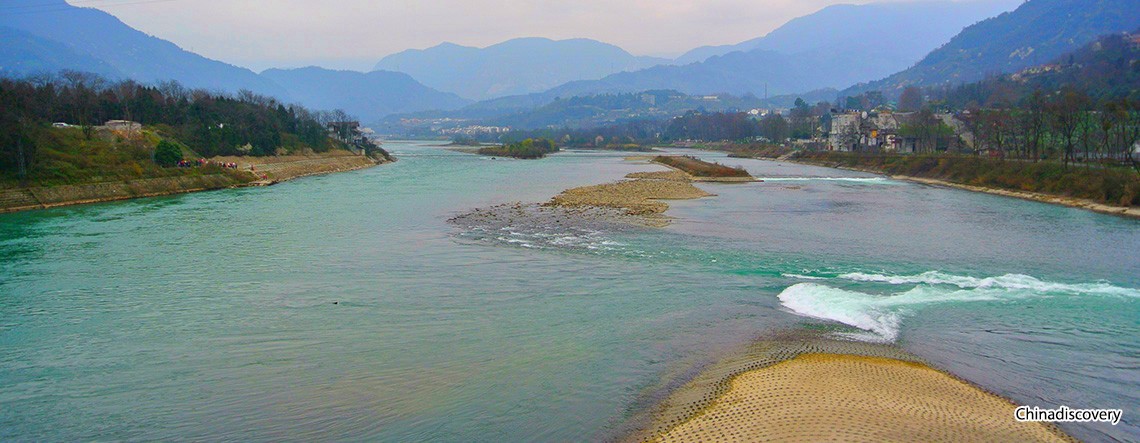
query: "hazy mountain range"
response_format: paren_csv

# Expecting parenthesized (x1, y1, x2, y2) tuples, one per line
(1, 0, 1135, 126)
(534, 0, 1025, 100)
(372, 1, 1020, 101)
(260, 68, 470, 122)
(0, 0, 467, 123)
(373, 38, 669, 100)
(673, 0, 1021, 65)
(0, 0, 286, 97)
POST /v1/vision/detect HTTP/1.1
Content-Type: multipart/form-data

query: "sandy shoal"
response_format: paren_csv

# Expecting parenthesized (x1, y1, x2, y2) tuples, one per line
(547, 172, 711, 216)
(649, 157, 759, 182)
(653, 353, 1073, 443)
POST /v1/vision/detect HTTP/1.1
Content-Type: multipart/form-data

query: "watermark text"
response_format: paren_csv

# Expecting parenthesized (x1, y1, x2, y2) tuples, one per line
(1015, 405, 1122, 426)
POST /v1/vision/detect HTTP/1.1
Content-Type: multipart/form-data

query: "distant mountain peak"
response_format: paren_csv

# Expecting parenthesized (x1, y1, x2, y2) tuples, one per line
(372, 37, 668, 100)
(510, 0, 1023, 102)
(674, 0, 1022, 65)
(261, 67, 470, 124)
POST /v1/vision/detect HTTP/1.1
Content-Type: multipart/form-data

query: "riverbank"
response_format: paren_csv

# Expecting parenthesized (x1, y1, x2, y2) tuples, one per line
(0, 150, 386, 213)
(630, 334, 1075, 443)
(898, 175, 1140, 218)
(211, 150, 386, 184)
(786, 153, 1140, 219)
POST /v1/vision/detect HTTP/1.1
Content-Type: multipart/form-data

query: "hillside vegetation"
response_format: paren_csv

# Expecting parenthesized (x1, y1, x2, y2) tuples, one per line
(932, 31, 1140, 107)
(0, 73, 349, 187)
(849, 0, 1140, 95)
(0, 126, 247, 189)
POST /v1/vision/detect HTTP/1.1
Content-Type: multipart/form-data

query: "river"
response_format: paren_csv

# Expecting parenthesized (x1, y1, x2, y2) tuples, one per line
(1, 141, 1137, 441)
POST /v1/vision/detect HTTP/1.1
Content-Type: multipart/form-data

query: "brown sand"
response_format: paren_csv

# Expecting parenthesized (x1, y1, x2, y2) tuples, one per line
(625, 171, 694, 181)
(649, 353, 1073, 443)
(625, 335, 1075, 443)
(547, 172, 712, 216)
(210, 149, 384, 184)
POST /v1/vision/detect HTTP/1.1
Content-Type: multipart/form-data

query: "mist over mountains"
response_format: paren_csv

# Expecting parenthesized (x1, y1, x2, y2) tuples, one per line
(674, 0, 1021, 65)
(261, 68, 471, 122)
(371, 1, 1021, 101)
(373, 38, 670, 101)
(0, 0, 285, 97)
(0, 0, 469, 123)
(1, 0, 1135, 126)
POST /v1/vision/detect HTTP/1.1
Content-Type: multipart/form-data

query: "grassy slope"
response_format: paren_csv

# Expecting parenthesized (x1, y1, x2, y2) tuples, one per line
(0, 127, 249, 189)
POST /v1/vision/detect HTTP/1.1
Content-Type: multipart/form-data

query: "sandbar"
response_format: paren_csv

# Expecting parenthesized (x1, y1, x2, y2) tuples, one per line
(546, 171, 712, 219)
(631, 337, 1074, 443)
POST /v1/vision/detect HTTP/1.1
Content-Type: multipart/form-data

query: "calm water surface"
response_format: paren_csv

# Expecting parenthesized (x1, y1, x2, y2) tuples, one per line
(1, 142, 1137, 441)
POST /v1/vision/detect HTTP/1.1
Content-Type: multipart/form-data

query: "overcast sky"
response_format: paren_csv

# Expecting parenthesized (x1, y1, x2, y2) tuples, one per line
(65, 0, 1014, 72)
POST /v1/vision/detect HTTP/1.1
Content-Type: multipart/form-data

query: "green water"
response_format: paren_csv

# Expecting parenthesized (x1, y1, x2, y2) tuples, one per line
(1, 142, 1137, 441)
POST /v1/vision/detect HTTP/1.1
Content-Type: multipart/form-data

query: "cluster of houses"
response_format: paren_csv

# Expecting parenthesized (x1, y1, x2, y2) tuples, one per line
(826, 111, 970, 153)
(327, 121, 382, 155)
(437, 125, 511, 136)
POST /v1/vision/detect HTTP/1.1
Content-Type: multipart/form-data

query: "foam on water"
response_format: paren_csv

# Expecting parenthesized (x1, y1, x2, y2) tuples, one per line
(780, 273, 828, 280)
(778, 271, 1140, 341)
(838, 271, 1140, 298)
(487, 226, 626, 251)
(449, 203, 643, 253)
(777, 283, 904, 341)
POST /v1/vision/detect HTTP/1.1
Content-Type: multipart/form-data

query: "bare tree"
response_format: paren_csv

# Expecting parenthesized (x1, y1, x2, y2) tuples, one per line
(899, 86, 924, 112)
(1024, 90, 1046, 161)
(1047, 88, 1090, 166)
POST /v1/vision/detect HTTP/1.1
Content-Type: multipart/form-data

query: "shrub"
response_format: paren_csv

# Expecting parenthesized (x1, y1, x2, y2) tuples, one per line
(154, 140, 183, 167)
(478, 138, 560, 159)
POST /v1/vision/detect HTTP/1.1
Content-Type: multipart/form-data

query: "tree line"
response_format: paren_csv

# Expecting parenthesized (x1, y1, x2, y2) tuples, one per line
(477, 138, 559, 159)
(948, 89, 1140, 166)
(487, 102, 831, 149)
(0, 71, 351, 178)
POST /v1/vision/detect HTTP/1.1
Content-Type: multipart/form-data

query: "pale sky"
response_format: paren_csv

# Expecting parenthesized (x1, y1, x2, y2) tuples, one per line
(61, 0, 1014, 72)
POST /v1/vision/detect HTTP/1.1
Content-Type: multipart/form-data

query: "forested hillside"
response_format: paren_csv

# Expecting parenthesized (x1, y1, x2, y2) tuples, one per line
(849, 0, 1140, 95)
(0, 73, 344, 184)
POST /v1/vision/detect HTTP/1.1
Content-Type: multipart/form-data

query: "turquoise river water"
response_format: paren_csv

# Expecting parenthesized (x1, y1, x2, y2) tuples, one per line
(1, 141, 1138, 441)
